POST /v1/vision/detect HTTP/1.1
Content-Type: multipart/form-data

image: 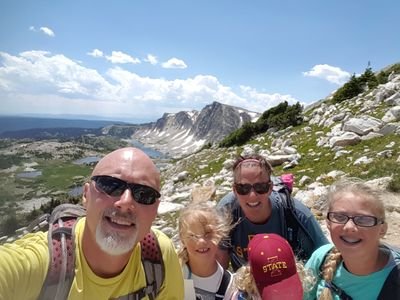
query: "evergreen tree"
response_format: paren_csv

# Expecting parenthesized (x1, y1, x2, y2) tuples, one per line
(219, 102, 303, 147)
(332, 74, 363, 103)
(360, 67, 378, 90)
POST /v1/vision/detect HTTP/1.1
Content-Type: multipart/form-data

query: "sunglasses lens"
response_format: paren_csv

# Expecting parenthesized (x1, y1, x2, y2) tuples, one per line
(93, 176, 126, 196)
(92, 176, 160, 205)
(253, 182, 270, 194)
(235, 183, 252, 195)
(235, 182, 271, 195)
(131, 184, 159, 205)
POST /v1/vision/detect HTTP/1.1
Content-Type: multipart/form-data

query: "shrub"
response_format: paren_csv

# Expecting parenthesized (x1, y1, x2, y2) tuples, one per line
(332, 66, 383, 103)
(388, 177, 400, 193)
(332, 74, 364, 103)
(376, 63, 400, 85)
(219, 101, 303, 148)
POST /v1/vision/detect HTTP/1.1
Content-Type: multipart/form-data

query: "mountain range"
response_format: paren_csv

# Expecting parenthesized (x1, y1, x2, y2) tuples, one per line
(104, 101, 259, 156)
(1, 101, 259, 157)
(1, 64, 400, 248)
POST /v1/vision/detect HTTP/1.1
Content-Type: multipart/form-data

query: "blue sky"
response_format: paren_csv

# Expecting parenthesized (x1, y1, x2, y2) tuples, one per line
(0, 0, 399, 123)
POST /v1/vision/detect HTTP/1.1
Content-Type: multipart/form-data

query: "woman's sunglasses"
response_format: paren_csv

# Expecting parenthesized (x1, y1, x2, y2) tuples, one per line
(234, 182, 271, 195)
(91, 175, 161, 205)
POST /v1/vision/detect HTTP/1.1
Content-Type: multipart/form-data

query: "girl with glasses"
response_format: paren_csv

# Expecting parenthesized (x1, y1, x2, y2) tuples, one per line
(304, 178, 400, 300)
(178, 200, 235, 300)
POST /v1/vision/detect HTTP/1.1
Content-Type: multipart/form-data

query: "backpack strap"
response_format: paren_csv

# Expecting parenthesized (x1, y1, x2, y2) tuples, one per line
(215, 270, 232, 299)
(377, 262, 400, 299)
(279, 188, 299, 247)
(117, 230, 165, 300)
(276, 188, 314, 261)
(38, 204, 85, 300)
(271, 176, 299, 249)
(139, 230, 165, 300)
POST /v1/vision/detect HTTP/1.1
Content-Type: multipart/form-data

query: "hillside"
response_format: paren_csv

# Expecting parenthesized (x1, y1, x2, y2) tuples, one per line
(1, 65, 400, 248)
(156, 67, 400, 247)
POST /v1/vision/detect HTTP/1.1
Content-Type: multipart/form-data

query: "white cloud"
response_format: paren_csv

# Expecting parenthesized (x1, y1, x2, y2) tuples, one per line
(87, 49, 104, 58)
(39, 27, 55, 37)
(303, 64, 350, 85)
(0, 51, 114, 98)
(105, 51, 140, 64)
(0, 51, 297, 121)
(162, 57, 187, 69)
(144, 54, 158, 65)
(238, 86, 301, 112)
(29, 26, 55, 37)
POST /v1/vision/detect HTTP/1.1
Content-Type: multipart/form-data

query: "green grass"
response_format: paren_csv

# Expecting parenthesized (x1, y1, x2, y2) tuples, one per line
(38, 160, 92, 190)
(5, 160, 92, 203)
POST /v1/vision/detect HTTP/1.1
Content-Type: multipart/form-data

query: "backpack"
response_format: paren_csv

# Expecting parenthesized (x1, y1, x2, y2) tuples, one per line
(271, 174, 314, 261)
(29, 203, 164, 300)
(318, 245, 400, 300)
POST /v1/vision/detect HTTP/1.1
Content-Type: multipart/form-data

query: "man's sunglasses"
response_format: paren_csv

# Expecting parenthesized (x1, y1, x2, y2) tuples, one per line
(91, 175, 161, 205)
(327, 212, 384, 227)
(234, 182, 271, 195)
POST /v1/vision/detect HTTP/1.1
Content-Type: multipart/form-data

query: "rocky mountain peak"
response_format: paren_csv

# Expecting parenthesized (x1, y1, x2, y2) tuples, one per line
(124, 101, 260, 157)
(153, 111, 198, 132)
(190, 101, 255, 141)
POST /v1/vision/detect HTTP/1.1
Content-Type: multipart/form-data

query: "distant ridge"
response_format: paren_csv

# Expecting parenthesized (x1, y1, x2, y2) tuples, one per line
(0, 102, 259, 157)
(0, 116, 129, 135)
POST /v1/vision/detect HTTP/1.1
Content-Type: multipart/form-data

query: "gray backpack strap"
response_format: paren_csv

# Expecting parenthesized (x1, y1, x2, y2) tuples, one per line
(115, 230, 165, 300)
(38, 204, 86, 300)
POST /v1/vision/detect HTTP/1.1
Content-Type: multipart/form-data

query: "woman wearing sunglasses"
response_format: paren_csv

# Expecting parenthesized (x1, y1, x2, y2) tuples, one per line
(216, 154, 328, 271)
(304, 178, 400, 300)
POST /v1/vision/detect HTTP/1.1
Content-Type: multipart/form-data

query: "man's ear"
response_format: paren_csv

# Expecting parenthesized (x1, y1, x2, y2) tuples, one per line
(82, 182, 90, 207)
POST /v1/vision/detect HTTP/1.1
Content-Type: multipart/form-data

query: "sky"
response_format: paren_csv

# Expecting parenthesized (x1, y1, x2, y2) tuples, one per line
(0, 0, 399, 123)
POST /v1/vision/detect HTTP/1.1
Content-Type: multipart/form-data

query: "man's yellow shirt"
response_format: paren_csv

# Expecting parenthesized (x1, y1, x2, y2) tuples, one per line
(0, 218, 184, 300)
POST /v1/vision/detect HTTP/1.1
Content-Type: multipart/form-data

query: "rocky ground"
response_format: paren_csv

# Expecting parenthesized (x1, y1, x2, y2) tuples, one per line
(156, 147, 400, 248)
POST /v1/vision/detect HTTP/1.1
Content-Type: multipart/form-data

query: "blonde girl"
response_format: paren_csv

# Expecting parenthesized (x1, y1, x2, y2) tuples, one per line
(304, 177, 400, 300)
(178, 201, 234, 300)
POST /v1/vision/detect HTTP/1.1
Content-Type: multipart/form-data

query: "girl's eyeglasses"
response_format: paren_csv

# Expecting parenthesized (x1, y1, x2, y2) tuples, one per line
(327, 212, 384, 227)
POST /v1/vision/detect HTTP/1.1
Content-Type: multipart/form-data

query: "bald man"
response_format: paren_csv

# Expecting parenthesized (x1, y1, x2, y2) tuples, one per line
(0, 147, 184, 300)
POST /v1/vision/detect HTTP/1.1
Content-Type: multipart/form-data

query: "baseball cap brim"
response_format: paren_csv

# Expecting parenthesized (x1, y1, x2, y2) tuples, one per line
(261, 272, 303, 300)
